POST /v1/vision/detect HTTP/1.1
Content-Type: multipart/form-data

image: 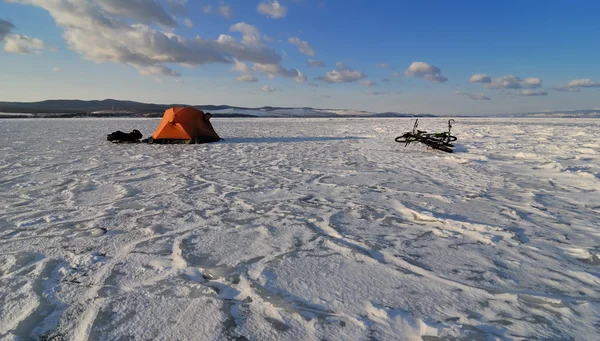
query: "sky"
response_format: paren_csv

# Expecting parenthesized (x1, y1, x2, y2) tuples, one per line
(1, 0, 599, 115)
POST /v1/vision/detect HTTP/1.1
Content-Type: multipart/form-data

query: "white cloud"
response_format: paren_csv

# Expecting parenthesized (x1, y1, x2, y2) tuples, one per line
(517, 90, 548, 96)
(376, 63, 393, 69)
(202, 5, 212, 14)
(258, 1, 288, 19)
(0, 19, 15, 41)
(261, 85, 280, 92)
(53, 67, 62, 72)
(553, 86, 581, 92)
(367, 91, 401, 96)
(567, 78, 600, 88)
(360, 80, 376, 87)
(183, 18, 193, 28)
(230, 22, 261, 44)
(453, 91, 491, 100)
(231, 59, 258, 82)
(4, 34, 45, 54)
(308, 81, 319, 87)
(135, 64, 182, 77)
(316, 62, 367, 84)
(236, 74, 257, 82)
(294, 70, 307, 83)
(404, 62, 447, 83)
(218, 5, 233, 18)
(522, 77, 543, 88)
(253, 63, 304, 83)
(483, 75, 545, 90)
(391, 72, 402, 78)
(469, 73, 491, 84)
(288, 37, 315, 56)
(96, 0, 178, 27)
(485, 75, 523, 89)
(231, 59, 251, 74)
(307, 59, 325, 68)
(552, 78, 600, 92)
(8, 0, 284, 78)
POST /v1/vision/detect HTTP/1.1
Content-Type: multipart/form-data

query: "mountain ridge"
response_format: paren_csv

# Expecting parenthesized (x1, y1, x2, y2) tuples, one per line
(0, 99, 598, 118)
(0, 99, 436, 118)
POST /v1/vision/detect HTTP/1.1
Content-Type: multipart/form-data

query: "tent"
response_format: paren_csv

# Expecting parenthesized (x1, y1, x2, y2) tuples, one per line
(149, 107, 221, 144)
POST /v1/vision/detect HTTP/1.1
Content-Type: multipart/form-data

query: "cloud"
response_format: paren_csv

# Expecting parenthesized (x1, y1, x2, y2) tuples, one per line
(453, 91, 491, 100)
(553, 86, 581, 92)
(231, 59, 251, 74)
(236, 74, 257, 82)
(469, 73, 491, 84)
(367, 91, 401, 96)
(552, 78, 600, 92)
(53, 67, 62, 72)
(183, 18, 193, 28)
(485, 75, 523, 89)
(308, 81, 319, 87)
(381, 78, 391, 82)
(391, 72, 402, 78)
(484, 75, 544, 90)
(230, 22, 261, 44)
(202, 5, 212, 14)
(522, 77, 543, 88)
(294, 70, 307, 83)
(96, 0, 178, 27)
(165, 0, 188, 17)
(8, 0, 286, 78)
(253, 63, 305, 83)
(258, 1, 287, 19)
(360, 80, 376, 87)
(316, 62, 367, 84)
(135, 64, 182, 77)
(0, 19, 15, 41)
(4, 34, 45, 54)
(307, 59, 325, 68)
(231, 59, 258, 82)
(567, 78, 600, 88)
(218, 5, 233, 18)
(288, 37, 315, 56)
(517, 90, 547, 96)
(405, 62, 447, 83)
(377, 63, 393, 69)
(261, 85, 280, 92)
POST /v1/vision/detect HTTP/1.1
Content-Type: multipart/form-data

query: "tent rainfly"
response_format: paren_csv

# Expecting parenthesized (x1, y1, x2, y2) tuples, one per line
(148, 107, 221, 144)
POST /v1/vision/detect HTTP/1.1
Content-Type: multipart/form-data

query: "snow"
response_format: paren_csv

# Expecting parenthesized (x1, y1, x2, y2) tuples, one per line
(1, 117, 599, 340)
(210, 107, 373, 117)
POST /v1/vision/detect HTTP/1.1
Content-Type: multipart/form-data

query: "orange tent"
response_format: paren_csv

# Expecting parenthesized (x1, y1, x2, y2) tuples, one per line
(150, 107, 221, 143)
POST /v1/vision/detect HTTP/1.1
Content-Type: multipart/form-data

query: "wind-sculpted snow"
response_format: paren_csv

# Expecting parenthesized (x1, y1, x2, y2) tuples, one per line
(1, 118, 599, 340)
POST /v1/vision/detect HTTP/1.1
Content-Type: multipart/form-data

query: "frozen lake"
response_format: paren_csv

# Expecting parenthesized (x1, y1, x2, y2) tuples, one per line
(1, 118, 599, 340)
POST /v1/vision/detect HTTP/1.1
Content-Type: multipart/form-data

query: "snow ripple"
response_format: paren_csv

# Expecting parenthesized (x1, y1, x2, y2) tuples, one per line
(1, 118, 599, 340)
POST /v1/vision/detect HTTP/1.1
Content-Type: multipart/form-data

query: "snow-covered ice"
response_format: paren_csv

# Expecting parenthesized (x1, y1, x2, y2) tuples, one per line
(1, 117, 599, 340)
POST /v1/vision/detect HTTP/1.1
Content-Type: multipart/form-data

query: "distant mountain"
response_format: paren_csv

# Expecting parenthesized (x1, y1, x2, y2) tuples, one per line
(508, 109, 600, 118)
(3, 99, 597, 119)
(0, 99, 188, 114)
(0, 99, 436, 118)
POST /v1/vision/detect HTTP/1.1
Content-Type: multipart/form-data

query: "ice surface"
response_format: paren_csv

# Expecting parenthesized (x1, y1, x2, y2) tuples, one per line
(1, 117, 599, 340)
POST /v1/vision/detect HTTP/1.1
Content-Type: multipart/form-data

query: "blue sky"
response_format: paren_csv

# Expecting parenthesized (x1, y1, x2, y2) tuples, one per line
(1, 0, 599, 114)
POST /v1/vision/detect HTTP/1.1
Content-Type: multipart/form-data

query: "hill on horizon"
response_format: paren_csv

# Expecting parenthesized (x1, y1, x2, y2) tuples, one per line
(0, 99, 436, 118)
